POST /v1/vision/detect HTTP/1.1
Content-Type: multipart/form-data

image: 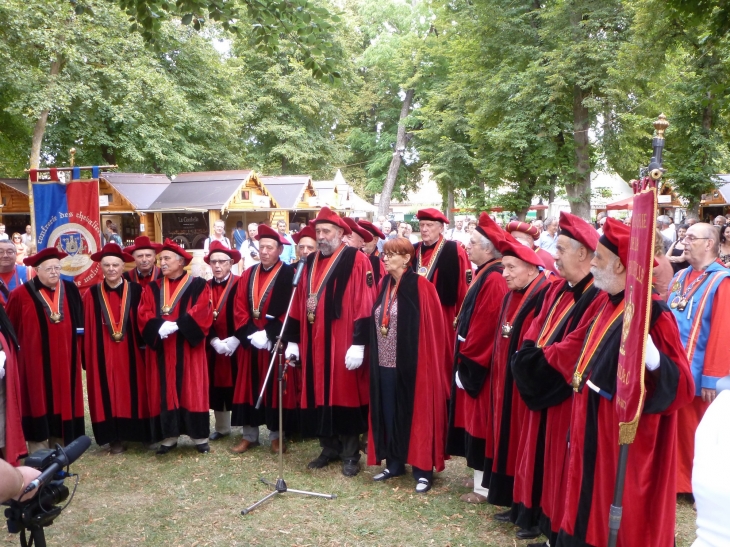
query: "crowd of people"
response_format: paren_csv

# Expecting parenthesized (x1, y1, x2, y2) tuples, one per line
(0, 206, 727, 547)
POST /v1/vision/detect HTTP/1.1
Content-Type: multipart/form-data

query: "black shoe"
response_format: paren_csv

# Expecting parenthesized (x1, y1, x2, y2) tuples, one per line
(493, 509, 512, 522)
(156, 443, 177, 455)
(526, 543, 548, 547)
(209, 431, 229, 441)
(415, 478, 432, 493)
(342, 460, 360, 477)
(373, 469, 396, 482)
(515, 527, 541, 540)
(196, 443, 210, 454)
(307, 453, 335, 469)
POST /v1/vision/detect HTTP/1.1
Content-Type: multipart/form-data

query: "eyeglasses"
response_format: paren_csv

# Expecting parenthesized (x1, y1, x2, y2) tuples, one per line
(209, 259, 231, 265)
(682, 235, 710, 243)
(40, 266, 62, 273)
(0, 250, 16, 256)
(383, 252, 406, 259)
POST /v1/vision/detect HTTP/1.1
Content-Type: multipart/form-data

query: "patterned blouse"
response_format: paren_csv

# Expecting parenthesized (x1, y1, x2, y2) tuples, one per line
(373, 295, 398, 368)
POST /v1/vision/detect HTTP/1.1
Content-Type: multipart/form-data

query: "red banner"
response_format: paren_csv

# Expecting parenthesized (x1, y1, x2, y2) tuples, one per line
(616, 185, 657, 444)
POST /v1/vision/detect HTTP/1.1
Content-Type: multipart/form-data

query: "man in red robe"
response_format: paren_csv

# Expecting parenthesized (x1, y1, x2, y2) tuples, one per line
(292, 224, 316, 263)
(230, 226, 295, 454)
(283, 207, 374, 477)
(358, 220, 386, 286)
(412, 208, 469, 389)
(138, 239, 213, 455)
(344, 218, 380, 297)
(556, 218, 694, 547)
(485, 234, 551, 520)
(84, 243, 150, 454)
(510, 212, 605, 544)
(0, 305, 25, 464)
(506, 221, 559, 276)
(204, 241, 242, 443)
(7, 248, 85, 452)
(123, 236, 162, 289)
(447, 213, 508, 504)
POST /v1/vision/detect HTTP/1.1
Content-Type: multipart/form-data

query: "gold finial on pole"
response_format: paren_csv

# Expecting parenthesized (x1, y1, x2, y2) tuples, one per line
(653, 114, 669, 140)
(69, 148, 76, 167)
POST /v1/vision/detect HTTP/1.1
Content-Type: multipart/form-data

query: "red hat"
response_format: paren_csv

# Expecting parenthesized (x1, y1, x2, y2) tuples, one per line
(559, 212, 599, 252)
(24, 247, 69, 267)
(313, 207, 352, 235)
(416, 208, 449, 224)
(357, 219, 385, 240)
(90, 243, 135, 263)
(159, 238, 193, 265)
(599, 217, 630, 265)
(204, 240, 241, 265)
(255, 224, 292, 246)
(123, 235, 162, 255)
(506, 221, 540, 240)
(495, 237, 546, 268)
(292, 225, 316, 244)
(342, 218, 373, 243)
(475, 212, 506, 245)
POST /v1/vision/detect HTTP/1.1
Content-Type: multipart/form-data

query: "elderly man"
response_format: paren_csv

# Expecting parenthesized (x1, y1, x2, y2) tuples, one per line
(537, 216, 559, 255)
(447, 213, 508, 504)
(123, 236, 162, 289)
(713, 215, 726, 227)
(658, 214, 676, 243)
(6, 248, 84, 452)
(446, 216, 470, 245)
(292, 224, 317, 262)
(138, 239, 213, 455)
(412, 208, 470, 385)
(358, 220, 386, 286)
(507, 221, 557, 275)
(84, 243, 149, 454)
(666, 222, 730, 496)
(230, 226, 295, 454)
(21, 225, 33, 250)
(204, 220, 232, 254)
(0, 240, 29, 307)
(283, 207, 374, 476)
(204, 241, 242, 442)
(484, 234, 552, 520)
(556, 218, 694, 547)
(509, 212, 605, 544)
(241, 223, 261, 270)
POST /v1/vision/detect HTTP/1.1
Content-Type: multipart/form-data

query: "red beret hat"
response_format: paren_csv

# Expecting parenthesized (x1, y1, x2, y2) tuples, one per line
(600, 217, 630, 265)
(495, 237, 546, 268)
(559, 211, 600, 252)
(204, 240, 242, 264)
(313, 207, 352, 235)
(416, 208, 449, 224)
(24, 247, 69, 267)
(123, 235, 162, 255)
(90, 242, 135, 263)
(475, 212, 506, 245)
(342, 217, 373, 243)
(292, 225, 316, 244)
(506, 221, 540, 240)
(159, 238, 193, 265)
(357, 219, 385, 240)
(255, 224, 291, 246)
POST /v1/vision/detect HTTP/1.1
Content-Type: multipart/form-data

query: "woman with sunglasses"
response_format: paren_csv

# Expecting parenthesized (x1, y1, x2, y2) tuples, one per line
(11, 233, 27, 265)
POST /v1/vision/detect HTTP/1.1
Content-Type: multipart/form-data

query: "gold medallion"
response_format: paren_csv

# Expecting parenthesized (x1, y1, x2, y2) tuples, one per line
(453, 318, 458, 330)
(161, 305, 172, 315)
(677, 298, 688, 311)
(572, 373, 581, 392)
(670, 296, 680, 309)
(253, 309, 261, 320)
(417, 266, 428, 276)
(112, 332, 123, 342)
(50, 312, 61, 323)
(307, 311, 315, 324)
(501, 323, 512, 338)
(213, 310, 219, 320)
(380, 325, 389, 337)
(671, 282, 680, 293)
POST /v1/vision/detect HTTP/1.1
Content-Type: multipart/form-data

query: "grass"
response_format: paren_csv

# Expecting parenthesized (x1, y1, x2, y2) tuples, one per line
(5, 416, 698, 547)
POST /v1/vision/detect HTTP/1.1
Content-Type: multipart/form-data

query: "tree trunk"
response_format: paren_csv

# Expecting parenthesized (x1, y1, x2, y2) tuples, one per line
(378, 88, 415, 216)
(567, 84, 592, 220)
(447, 188, 455, 223)
(29, 54, 63, 170)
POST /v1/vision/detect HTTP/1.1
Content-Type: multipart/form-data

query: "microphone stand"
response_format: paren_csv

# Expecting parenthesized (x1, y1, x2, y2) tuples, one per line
(242, 260, 336, 515)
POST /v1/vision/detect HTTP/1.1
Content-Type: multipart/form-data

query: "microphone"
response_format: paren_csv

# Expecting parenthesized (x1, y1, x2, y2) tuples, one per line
(292, 260, 306, 287)
(23, 435, 91, 495)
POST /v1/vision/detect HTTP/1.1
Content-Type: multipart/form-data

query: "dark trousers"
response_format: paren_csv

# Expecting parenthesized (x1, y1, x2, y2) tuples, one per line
(379, 366, 432, 482)
(318, 434, 361, 462)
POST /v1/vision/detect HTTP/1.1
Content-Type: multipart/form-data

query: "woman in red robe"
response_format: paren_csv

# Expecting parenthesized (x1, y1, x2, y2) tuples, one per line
(367, 238, 449, 494)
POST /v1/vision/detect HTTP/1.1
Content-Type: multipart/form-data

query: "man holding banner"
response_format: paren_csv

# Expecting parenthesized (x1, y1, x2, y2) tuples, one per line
(556, 218, 694, 547)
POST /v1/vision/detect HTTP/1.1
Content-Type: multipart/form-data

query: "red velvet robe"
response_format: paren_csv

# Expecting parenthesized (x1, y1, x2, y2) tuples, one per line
(138, 275, 213, 441)
(556, 294, 694, 547)
(368, 271, 449, 471)
(1, 329, 26, 465)
(509, 274, 603, 534)
(283, 245, 374, 437)
(6, 278, 85, 445)
(367, 250, 386, 287)
(123, 266, 162, 290)
(231, 262, 297, 433)
(447, 259, 507, 471)
(84, 280, 150, 446)
(206, 275, 241, 413)
(483, 273, 550, 506)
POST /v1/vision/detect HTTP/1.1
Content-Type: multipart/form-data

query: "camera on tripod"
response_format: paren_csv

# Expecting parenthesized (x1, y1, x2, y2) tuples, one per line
(3, 435, 90, 547)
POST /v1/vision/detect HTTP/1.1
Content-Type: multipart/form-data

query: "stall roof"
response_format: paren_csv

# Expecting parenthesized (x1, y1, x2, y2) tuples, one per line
(0, 178, 28, 196)
(145, 170, 256, 212)
(101, 173, 171, 210)
(260, 175, 315, 210)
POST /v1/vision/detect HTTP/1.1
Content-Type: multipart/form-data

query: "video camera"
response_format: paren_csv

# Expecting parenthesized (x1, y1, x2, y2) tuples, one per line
(4, 435, 90, 547)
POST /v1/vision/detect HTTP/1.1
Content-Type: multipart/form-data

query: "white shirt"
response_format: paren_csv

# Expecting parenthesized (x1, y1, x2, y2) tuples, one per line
(240, 239, 260, 270)
(446, 228, 470, 245)
(204, 235, 231, 254)
(661, 225, 676, 243)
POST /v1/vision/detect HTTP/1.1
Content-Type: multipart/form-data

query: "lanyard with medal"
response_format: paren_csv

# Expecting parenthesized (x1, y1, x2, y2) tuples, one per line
(572, 300, 625, 391)
(416, 237, 446, 279)
(378, 275, 402, 337)
(211, 275, 235, 321)
(99, 280, 130, 342)
(160, 273, 191, 315)
(38, 282, 64, 323)
(670, 270, 710, 311)
(501, 275, 545, 337)
(536, 279, 594, 347)
(249, 262, 283, 320)
(306, 245, 346, 324)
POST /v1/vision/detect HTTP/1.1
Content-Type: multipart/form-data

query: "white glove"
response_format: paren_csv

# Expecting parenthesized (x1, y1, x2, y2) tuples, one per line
(0, 351, 5, 380)
(345, 345, 365, 370)
(286, 342, 300, 362)
(222, 336, 241, 356)
(158, 321, 178, 339)
(210, 337, 228, 355)
(455, 371, 465, 390)
(645, 334, 660, 371)
(248, 330, 271, 350)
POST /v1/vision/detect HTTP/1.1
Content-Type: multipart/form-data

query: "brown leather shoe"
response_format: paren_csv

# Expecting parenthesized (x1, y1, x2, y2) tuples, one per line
(231, 439, 260, 454)
(270, 438, 287, 454)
